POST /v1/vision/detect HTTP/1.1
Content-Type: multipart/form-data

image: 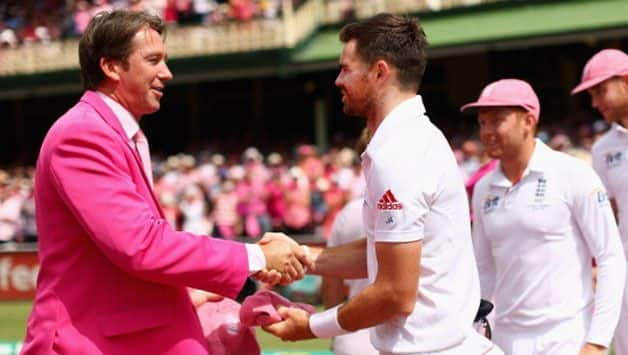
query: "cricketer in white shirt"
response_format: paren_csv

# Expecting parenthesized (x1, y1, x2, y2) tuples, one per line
(361, 95, 495, 354)
(473, 138, 627, 354)
(591, 122, 628, 355)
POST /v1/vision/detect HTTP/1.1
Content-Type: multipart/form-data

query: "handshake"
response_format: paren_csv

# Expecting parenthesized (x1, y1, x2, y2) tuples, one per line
(254, 232, 316, 286)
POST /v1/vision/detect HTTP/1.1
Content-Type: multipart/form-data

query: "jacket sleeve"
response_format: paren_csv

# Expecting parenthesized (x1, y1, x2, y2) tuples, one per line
(47, 118, 249, 299)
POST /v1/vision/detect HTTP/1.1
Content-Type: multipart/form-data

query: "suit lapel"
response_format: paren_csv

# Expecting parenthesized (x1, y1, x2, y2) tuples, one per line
(80, 91, 165, 219)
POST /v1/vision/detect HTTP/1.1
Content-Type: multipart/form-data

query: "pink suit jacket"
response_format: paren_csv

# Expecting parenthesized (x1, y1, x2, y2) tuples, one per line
(22, 91, 250, 354)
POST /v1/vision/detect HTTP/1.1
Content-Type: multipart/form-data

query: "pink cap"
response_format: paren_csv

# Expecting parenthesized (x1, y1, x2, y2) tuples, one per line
(571, 49, 628, 94)
(460, 79, 540, 120)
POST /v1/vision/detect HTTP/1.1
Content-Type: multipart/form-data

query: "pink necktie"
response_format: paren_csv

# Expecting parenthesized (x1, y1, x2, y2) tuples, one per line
(133, 130, 154, 187)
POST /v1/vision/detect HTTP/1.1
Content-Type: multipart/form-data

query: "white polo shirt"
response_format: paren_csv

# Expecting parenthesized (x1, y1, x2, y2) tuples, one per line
(472, 139, 626, 346)
(592, 123, 628, 258)
(362, 95, 481, 353)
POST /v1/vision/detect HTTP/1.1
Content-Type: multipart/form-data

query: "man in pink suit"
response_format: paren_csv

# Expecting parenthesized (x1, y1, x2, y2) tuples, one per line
(22, 10, 308, 354)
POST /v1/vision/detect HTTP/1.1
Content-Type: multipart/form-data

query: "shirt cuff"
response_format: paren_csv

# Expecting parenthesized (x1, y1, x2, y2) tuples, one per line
(245, 243, 266, 273)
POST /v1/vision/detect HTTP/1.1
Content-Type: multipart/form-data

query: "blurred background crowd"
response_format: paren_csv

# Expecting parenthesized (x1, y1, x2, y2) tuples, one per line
(0, 0, 286, 48)
(0, 118, 609, 244)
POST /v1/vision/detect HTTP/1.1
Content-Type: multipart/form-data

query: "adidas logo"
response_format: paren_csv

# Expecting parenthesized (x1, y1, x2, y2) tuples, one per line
(377, 189, 403, 210)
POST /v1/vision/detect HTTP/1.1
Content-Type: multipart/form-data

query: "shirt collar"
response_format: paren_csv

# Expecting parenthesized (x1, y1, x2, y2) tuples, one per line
(363, 95, 426, 159)
(97, 91, 140, 141)
(489, 139, 551, 188)
(612, 122, 628, 137)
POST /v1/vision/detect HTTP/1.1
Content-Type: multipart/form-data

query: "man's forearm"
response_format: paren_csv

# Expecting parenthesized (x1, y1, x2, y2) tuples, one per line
(336, 281, 407, 331)
(335, 240, 420, 332)
(321, 277, 346, 309)
(309, 239, 367, 279)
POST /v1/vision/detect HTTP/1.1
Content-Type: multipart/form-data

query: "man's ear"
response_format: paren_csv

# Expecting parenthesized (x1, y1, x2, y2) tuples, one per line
(620, 75, 628, 94)
(524, 112, 537, 132)
(100, 57, 121, 82)
(373, 59, 391, 82)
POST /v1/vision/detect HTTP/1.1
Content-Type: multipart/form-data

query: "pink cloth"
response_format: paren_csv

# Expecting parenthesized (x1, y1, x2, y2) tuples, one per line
(197, 299, 261, 355)
(22, 91, 249, 355)
(239, 290, 316, 327)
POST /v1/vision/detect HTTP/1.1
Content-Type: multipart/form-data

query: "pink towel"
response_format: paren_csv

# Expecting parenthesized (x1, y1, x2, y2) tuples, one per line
(196, 298, 261, 355)
(239, 289, 316, 327)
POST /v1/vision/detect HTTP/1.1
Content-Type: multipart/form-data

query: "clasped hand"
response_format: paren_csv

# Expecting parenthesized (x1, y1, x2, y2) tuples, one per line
(254, 232, 314, 286)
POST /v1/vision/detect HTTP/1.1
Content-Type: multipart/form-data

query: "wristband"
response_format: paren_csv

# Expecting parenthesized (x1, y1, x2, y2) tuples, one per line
(309, 305, 350, 338)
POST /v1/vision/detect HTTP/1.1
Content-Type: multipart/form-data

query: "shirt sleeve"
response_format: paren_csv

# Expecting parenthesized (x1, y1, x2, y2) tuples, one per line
(471, 184, 496, 300)
(592, 148, 614, 199)
(367, 156, 429, 243)
(570, 164, 627, 346)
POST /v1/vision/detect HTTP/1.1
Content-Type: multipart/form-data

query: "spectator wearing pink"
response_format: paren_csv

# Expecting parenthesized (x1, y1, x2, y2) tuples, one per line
(238, 153, 271, 237)
(283, 167, 312, 232)
(163, 0, 179, 23)
(320, 178, 346, 240)
(213, 180, 242, 239)
(230, 0, 256, 21)
(265, 154, 288, 229)
(0, 181, 24, 242)
(73, 1, 92, 35)
(19, 182, 37, 243)
(298, 144, 324, 185)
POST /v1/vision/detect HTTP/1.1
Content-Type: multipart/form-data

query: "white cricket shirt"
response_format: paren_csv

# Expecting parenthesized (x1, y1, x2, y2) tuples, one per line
(472, 139, 626, 346)
(362, 95, 481, 353)
(592, 123, 628, 258)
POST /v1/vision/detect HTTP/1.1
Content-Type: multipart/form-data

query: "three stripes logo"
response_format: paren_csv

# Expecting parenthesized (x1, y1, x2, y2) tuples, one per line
(377, 189, 403, 210)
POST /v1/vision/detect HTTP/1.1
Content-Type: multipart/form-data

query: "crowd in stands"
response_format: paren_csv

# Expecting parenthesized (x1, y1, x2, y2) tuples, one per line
(0, 0, 505, 48)
(0, 0, 286, 48)
(0, 119, 608, 244)
(0, 143, 365, 243)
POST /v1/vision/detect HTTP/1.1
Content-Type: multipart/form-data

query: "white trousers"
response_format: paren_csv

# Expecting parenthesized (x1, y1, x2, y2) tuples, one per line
(379, 331, 503, 355)
(492, 312, 591, 355)
(614, 275, 628, 355)
(333, 328, 379, 355)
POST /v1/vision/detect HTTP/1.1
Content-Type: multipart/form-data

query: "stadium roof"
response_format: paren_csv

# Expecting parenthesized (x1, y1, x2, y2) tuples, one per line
(291, 0, 628, 67)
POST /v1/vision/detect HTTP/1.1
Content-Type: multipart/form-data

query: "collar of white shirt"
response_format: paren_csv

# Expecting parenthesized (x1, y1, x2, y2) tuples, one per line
(96, 91, 140, 142)
(362, 95, 426, 159)
(612, 122, 628, 137)
(490, 138, 552, 188)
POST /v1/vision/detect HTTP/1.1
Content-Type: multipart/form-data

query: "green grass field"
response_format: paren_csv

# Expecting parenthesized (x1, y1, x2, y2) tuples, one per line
(0, 301, 330, 352)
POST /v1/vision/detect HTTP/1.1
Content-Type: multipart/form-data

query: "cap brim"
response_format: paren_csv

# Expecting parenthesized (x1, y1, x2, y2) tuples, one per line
(571, 68, 628, 94)
(571, 75, 613, 95)
(460, 100, 525, 113)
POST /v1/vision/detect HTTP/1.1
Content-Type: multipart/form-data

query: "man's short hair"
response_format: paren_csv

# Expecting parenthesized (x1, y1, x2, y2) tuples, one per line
(79, 10, 165, 90)
(339, 13, 428, 92)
